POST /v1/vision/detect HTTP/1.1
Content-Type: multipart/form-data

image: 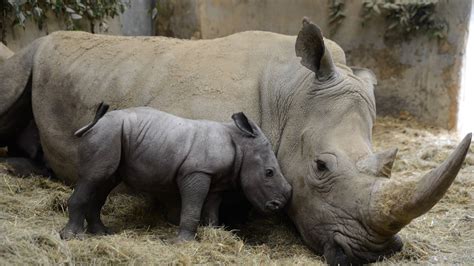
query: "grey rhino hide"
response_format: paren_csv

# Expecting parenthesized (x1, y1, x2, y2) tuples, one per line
(0, 30, 345, 182)
(0, 19, 470, 265)
(61, 107, 291, 240)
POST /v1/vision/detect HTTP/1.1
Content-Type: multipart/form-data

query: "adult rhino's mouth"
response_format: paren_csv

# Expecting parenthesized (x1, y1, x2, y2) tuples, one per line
(331, 232, 403, 265)
(325, 134, 472, 264)
(304, 218, 403, 265)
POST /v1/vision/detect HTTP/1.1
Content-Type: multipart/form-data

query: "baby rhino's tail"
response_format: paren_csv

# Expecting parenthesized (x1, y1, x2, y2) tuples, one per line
(74, 102, 110, 137)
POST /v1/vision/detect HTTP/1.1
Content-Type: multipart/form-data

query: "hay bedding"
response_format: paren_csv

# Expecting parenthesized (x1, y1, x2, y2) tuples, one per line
(0, 116, 472, 265)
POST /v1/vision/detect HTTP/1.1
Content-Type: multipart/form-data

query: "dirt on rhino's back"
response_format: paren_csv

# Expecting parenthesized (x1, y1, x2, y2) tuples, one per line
(45, 30, 347, 66)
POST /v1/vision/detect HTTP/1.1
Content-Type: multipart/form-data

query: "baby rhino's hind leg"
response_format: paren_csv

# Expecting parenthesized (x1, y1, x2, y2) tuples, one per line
(60, 118, 122, 239)
(85, 175, 121, 235)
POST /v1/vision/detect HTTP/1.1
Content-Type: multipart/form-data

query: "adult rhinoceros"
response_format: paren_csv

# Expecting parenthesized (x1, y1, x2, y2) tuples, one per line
(0, 18, 471, 265)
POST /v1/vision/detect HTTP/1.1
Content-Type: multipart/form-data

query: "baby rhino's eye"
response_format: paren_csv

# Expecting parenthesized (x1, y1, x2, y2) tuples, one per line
(265, 169, 274, 177)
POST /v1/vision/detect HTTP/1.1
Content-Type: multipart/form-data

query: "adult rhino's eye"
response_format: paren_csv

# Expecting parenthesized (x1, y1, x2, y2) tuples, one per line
(316, 160, 328, 171)
(265, 169, 274, 177)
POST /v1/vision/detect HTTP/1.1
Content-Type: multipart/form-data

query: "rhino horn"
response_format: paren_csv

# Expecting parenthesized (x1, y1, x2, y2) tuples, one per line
(295, 17, 336, 81)
(370, 133, 471, 234)
(357, 148, 398, 178)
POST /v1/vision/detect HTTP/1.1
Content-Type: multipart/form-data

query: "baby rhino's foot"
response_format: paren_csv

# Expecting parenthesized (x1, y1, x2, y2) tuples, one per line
(200, 216, 219, 227)
(169, 231, 195, 244)
(87, 223, 113, 236)
(60, 224, 85, 240)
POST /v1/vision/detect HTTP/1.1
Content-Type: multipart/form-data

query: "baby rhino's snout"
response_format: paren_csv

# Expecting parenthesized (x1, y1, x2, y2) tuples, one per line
(265, 200, 284, 211)
(265, 183, 292, 212)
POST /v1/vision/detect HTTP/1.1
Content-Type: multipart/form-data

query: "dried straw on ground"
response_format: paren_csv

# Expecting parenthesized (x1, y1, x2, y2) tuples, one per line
(0, 115, 472, 264)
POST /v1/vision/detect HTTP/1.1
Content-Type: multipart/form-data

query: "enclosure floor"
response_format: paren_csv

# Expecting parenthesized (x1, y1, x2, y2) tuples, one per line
(1, 115, 473, 264)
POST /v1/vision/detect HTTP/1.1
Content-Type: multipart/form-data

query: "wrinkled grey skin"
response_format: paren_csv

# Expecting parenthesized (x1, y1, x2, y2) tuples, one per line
(0, 18, 471, 264)
(60, 106, 291, 241)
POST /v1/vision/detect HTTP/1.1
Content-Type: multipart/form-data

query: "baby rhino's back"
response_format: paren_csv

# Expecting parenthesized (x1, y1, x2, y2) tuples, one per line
(115, 108, 234, 192)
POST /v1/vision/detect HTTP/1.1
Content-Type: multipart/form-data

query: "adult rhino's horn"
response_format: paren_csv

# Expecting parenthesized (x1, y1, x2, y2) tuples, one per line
(295, 17, 336, 81)
(357, 148, 398, 178)
(370, 133, 472, 234)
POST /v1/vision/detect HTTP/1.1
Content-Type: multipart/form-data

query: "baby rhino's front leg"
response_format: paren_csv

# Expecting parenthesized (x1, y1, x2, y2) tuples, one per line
(174, 172, 211, 242)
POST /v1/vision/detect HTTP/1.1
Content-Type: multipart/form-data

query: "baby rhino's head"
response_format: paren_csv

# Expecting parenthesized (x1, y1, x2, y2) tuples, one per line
(231, 112, 292, 213)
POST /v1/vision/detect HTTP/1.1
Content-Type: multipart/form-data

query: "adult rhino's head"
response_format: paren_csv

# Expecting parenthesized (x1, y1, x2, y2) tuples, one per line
(274, 18, 472, 265)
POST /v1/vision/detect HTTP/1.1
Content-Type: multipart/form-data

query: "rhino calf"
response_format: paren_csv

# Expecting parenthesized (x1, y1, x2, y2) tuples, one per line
(60, 103, 292, 241)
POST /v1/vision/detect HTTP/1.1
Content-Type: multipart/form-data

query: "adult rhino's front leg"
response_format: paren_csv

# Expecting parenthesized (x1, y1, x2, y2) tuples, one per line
(0, 40, 52, 177)
(0, 157, 51, 177)
(0, 117, 48, 178)
(0, 40, 42, 144)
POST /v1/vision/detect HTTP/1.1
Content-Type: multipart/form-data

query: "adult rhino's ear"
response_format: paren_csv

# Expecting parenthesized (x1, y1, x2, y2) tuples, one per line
(295, 17, 336, 81)
(351, 66, 377, 104)
(351, 67, 377, 86)
(231, 112, 257, 138)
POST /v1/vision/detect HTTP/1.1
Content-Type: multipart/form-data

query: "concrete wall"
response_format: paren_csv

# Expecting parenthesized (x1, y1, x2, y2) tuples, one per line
(121, 0, 156, 36)
(3, 0, 155, 52)
(156, 0, 471, 129)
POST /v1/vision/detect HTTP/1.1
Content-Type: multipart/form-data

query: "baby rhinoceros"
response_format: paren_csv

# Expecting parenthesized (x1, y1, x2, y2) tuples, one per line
(60, 103, 292, 242)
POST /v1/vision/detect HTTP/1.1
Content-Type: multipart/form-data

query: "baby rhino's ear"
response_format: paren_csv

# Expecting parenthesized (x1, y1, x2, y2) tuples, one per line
(231, 112, 257, 138)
